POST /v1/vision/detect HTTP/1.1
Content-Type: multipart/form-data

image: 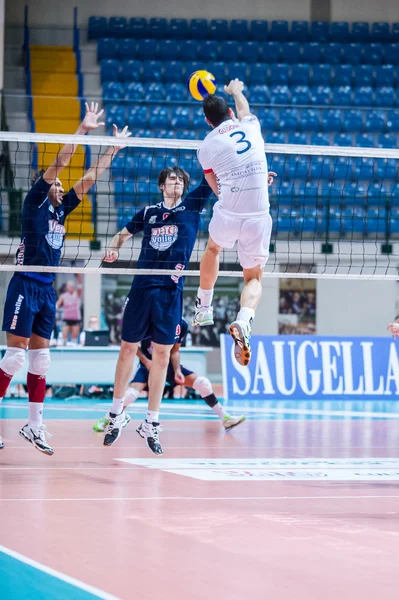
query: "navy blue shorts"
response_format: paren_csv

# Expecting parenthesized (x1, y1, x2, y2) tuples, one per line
(122, 286, 183, 345)
(132, 363, 193, 388)
(2, 274, 56, 340)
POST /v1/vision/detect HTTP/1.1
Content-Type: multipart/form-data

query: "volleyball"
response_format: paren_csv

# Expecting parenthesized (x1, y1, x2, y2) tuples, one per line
(187, 70, 217, 101)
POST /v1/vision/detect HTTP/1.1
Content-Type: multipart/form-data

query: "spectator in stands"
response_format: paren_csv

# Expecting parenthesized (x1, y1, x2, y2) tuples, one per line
(56, 278, 82, 345)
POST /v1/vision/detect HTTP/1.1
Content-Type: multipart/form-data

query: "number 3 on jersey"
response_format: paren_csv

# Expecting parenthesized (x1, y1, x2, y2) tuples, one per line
(230, 131, 252, 154)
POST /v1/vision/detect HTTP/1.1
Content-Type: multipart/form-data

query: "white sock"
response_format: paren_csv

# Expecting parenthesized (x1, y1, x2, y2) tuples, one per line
(197, 287, 214, 307)
(212, 402, 226, 420)
(124, 387, 140, 407)
(111, 396, 124, 415)
(146, 410, 159, 423)
(237, 307, 255, 324)
(28, 402, 43, 430)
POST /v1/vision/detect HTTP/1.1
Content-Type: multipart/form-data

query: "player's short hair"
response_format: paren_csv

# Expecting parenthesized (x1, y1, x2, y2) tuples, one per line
(158, 166, 190, 195)
(31, 169, 45, 187)
(203, 95, 230, 127)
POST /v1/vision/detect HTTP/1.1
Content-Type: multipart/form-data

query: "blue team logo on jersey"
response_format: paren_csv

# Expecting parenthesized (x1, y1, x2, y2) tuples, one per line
(150, 225, 179, 251)
(45, 219, 66, 250)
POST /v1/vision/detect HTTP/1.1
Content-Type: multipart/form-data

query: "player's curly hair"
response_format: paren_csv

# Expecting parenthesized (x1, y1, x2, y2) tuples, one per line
(158, 166, 190, 195)
(202, 95, 230, 128)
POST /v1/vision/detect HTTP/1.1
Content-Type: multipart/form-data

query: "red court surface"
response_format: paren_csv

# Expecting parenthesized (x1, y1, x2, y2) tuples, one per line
(1, 416, 399, 599)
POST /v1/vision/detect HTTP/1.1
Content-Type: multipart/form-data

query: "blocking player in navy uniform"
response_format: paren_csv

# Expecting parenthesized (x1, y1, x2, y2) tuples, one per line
(102, 167, 213, 454)
(94, 319, 245, 434)
(0, 103, 131, 454)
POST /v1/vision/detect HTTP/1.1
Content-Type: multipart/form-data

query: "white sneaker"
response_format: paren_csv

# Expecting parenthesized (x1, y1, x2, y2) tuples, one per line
(229, 319, 252, 366)
(19, 424, 54, 456)
(0, 435, 4, 449)
(192, 301, 214, 326)
(223, 414, 246, 431)
(103, 410, 131, 446)
(136, 420, 163, 455)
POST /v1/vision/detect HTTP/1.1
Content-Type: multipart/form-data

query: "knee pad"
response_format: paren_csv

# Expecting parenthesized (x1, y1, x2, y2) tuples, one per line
(192, 376, 213, 398)
(0, 347, 25, 376)
(125, 386, 140, 405)
(28, 348, 50, 376)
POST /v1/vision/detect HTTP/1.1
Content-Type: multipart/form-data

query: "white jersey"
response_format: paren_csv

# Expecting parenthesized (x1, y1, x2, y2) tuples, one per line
(198, 115, 269, 216)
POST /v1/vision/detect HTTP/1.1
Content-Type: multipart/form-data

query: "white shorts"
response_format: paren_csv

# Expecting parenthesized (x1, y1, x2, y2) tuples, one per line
(208, 204, 272, 269)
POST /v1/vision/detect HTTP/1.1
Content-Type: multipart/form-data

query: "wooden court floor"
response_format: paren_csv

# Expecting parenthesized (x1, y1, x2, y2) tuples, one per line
(1, 399, 399, 600)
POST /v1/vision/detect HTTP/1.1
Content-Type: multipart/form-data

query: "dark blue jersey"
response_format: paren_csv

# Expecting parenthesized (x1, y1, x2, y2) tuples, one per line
(140, 319, 188, 363)
(125, 178, 212, 291)
(16, 176, 81, 282)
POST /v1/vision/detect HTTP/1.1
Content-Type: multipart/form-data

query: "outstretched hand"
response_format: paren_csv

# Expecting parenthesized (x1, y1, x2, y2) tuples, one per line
(81, 102, 105, 132)
(224, 78, 245, 96)
(387, 322, 399, 340)
(103, 248, 119, 263)
(113, 124, 132, 151)
(268, 171, 277, 187)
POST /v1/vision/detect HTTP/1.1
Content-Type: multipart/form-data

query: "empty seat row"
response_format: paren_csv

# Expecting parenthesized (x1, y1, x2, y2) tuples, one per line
(89, 17, 399, 43)
(97, 38, 399, 65)
(100, 60, 399, 88)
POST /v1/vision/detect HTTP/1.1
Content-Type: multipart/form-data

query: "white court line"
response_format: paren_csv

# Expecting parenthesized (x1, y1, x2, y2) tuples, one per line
(0, 495, 399, 502)
(0, 544, 119, 600)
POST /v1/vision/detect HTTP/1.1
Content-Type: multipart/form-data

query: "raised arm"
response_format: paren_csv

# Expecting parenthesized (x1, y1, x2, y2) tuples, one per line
(103, 227, 133, 263)
(43, 102, 105, 184)
(224, 78, 251, 120)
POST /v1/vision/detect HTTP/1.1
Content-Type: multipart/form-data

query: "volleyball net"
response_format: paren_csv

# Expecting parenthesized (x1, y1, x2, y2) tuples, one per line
(0, 130, 399, 279)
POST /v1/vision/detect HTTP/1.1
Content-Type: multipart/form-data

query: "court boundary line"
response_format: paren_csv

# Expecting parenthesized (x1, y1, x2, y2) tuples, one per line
(0, 544, 119, 600)
(1, 495, 399, 502)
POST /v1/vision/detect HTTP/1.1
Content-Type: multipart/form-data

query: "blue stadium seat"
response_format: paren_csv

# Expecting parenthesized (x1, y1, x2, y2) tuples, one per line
(333, 157, 352, 179)
(311, 21, 329, 43)
(376, 158, 397, 179)
(342, 109, 364, 132)
(367, 207, 386, 235)
(240, 41, 260, 63)
(165, 61, 185, 83)
(176, 40, 197, 61)
(260, 42, 280, 63)
(269, 85, 290, 104)
(365, 109, 385, 132)
(202, 40, 219, 61)
(249, 63, 268, 85)
(266, 131, 286, 143)
(269, 63, 289, 85)
(279, 108, 299, 131)
(386, 109, 399, 132)
(88, 17, 107, 40)
(129, 17, 147, 39)
(292, 85, 311, 104)
(127, 106, 147, 128)
(368, 43, 384, 65)
(283, 155, 310, 178)
(320, 181, 343, 205)
(372, 22, 390, 42)
(384, 44, 399, 65)
(354, 65, 374, 87)
(341, 43, 363, 65)
(378, 133, 397, 148)
(148, 106, 169, 128)
(280, 42, 300, 64)
(297, 181, 319, 202)
(324, 208, 342, 233)
(188, 19, 207, 40)
(355, 133, 374, 147)
(154, 129, 175, 139)
(143, 82, 164, 102)
(257, 107, 277, 129)
(98, 38, 118, 60)
(291, 64, 311, 85)
(100, 59, 120, 83)
(351, 22, 370, 42)
(170, 106, 190, 128)
(209, 19, 229, 40)
(330, 22, 350, 43)
(164, 83, 186, 102)
(301, 43, 321, 64)
(227, 62, 247, 81)
(320, 43, 341, 64)
(142, 60, 163, 83)
(170, 18, 189, 40)
(310, 156, 332, 179)
(103, 81, 123, 101)
(310, 132, 330, 145)
(352, 157, 375, 180)
(249, 85, 270, 104)
(185, 61, 202, 79)
(391, 23, 399, 42)
(288, 132, 308, 144)
(130, 128, 152, 138)
(158, 39, 178, 60)
(352, 86, 374, 107)
(367, 182, 389, 203)
(334, 133, 353, 146)
(192, 107, 208, 129)
(391, 183, 399, 207)
(270, 20, 289, 41)
(123, 82, 144, 102)
(300, 108, 320, 131)
(312, 64, 331, 86)
(375, 65, 395, 87)
(343, 207, 366, 233)
(121, 59, 141, 82)
(310, 85, 331, 105)
(221, 40, 240, 62)
(343, 182, 367, 205)
(333, 64, 352, 86)
(148, 18, 167, 39)
(230, 20, 249, 41)
(375, 87, 396, 107)
(321, 108, 342, 131)
(117, 38, 137, 60)
(209, 61, 226, 81)
(108, 17, 128, 38)
(136, 39, 154, 60)
(178, 130, 197, 140)
(291, 21, 309, 41)
(250, 20, 268, 42)
(105, 104, 125, 128)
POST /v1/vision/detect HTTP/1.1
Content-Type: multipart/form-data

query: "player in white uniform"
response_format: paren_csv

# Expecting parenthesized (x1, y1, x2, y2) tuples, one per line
(193, 79, 276, 366)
